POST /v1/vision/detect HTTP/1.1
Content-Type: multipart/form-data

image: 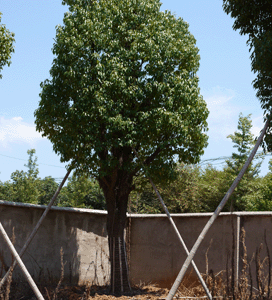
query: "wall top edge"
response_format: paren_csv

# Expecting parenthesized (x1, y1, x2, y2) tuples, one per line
(0, 200, 108, 215)
(1, 200, 272, 218)
(127, 211, 272, 217)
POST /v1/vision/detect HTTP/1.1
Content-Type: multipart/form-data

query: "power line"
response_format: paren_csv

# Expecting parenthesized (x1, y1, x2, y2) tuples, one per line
(0, 153, 66, 169)
(199, 152, 272, 166)
(1, 150, 271, 170)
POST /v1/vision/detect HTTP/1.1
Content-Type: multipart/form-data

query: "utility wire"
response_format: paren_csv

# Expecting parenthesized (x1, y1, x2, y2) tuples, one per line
(1, 151, 271, 170)
(199, 151, 271, 166)
(0, 153, 65, 169)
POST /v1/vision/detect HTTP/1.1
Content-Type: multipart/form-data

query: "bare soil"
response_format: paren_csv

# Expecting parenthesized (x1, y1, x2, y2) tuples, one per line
(56, 285, 169, 300)
(6, 275, 206, 299)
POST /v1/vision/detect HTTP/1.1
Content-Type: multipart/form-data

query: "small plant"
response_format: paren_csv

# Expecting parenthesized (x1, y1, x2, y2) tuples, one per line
(45, 247, 66, 300)
(175, 228, 272, 300)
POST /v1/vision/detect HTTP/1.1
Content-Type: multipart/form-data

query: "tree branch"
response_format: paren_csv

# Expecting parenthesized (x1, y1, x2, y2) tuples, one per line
(131, 145, 165, 177)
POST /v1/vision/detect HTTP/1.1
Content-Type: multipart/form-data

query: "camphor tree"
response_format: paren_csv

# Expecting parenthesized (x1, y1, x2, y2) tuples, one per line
(0, 12, 15, 78)
(35, 0, 209, 293)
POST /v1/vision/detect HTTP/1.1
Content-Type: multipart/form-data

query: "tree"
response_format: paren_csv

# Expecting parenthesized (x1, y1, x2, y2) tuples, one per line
(8, 170, 40, 203)
(34, 0, 209, 293)
(129, 163, 206, 214)
(197, 164, 229, 212)
(247, 159, 272, 211)
(0, 12, 15, 78)
(222, 0, 272, 150)
(224, 113, 264, 210)
(37, 176, 59, 205)
(226, 113, 262, 175)
(62, 172, 106, 209)
(1, 149, 40, 204)
(24, 149, 39, 179)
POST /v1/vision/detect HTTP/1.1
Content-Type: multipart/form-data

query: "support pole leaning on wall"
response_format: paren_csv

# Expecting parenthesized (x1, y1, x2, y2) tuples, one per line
(132, 148, 212, 300)
(0, 222, 45, 299)
(0, 168, 72, 288)
(236, 214, 241, 288)
(166, 117, 270, 300)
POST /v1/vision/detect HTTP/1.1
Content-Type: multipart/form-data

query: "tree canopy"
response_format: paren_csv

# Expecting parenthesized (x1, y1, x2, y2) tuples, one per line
(35, 0, 209, 181)
(0, 12, 15, 78)
(223, 0, 272, 150)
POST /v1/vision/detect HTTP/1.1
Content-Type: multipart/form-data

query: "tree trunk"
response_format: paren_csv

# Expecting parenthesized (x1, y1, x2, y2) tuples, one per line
(99, 170, 133, 294)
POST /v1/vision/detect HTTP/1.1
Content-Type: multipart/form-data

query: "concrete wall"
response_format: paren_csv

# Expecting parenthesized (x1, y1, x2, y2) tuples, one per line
(0, 200, 272, 288)
(0, 201, 110, 286)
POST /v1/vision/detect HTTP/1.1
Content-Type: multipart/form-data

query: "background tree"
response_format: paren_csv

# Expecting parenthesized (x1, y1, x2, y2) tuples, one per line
(61, 173, 106, 209)
(37, 176, 60, 205)
(34, 0, 209, 293)
(222, 0, 272, 150)
(224, 113, 264, 210)
(197, 165, 229, 212)
(24, 149, 39, 178)
(129, 163, 205, 214)
(0, 12, 15, 78)
(248, 159, 272, 211)
(0, 150, 40, 204)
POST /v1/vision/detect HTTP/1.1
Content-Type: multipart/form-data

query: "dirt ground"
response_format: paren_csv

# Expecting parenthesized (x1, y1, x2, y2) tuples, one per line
(54, 280, 207, 300)
(56, 285, 170, 300)
(7, 277, 206, 299)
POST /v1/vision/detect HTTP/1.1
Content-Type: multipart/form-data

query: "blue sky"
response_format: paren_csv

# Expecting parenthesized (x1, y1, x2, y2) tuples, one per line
(0, 0, 270, 183)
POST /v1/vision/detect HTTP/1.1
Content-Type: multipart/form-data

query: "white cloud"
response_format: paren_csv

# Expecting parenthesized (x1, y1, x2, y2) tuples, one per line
(201, 86, 266, 146)
(251, 115, 265, 137)
(202, 86, 240, 141)
(0, 116, 43, 148)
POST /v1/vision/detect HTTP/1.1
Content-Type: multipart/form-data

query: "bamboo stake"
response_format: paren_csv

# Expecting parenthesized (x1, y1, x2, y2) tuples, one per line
(0, 168, 72, 288)
(236, 215, 241, 288)
(166, 117, 270, 300)
(0, 222, 45, 299)
(132, 148, 212, 300)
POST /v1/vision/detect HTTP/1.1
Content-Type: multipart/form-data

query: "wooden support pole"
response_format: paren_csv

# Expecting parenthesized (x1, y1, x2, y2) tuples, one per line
(0, 222, 45, 300)
(236, 215, 241, 288)
(166, 117, 270, 300)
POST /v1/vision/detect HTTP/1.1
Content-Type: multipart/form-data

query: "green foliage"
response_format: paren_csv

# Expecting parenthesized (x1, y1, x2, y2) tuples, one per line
(35, 0, 209, 183)
(224, 113, 264, 211)
(160, 164, 204, 213)
(197, 165, 229, 212)
(37, 176, 59, 205)
(222, 0, 272, 38)
(0, 150, 40, 203)
(248, 159, 272, 211)
(130, 164, 209, 213)
(130, 113, 266, 213)
(7, 170, 40, 204)
(0, 12, 15, 78)
(61, 173, 106, 209)
(226, 113, 263, 177)
(222, 0, 272, 150)
(0, 180, 14, 201)
(24, 149, 39, 179)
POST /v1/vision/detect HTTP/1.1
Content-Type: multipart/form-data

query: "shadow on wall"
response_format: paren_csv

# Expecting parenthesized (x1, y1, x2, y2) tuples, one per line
(0, 203, 110, 287)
